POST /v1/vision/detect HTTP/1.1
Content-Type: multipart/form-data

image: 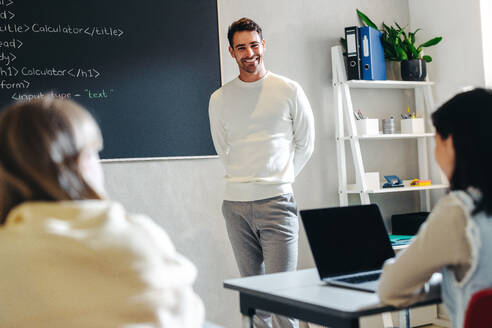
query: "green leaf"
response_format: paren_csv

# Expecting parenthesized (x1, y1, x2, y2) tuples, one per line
(419, 36, 443, 48)
(409, 32, 415, 44)
(409, 28, 421, 45)
(382, 40, 397, 59)
(356, 9, 378, 29)
(388, 25, 398, 38)
(423, 55, 432, 62)
(394, 22, 407, 35)
(400, 29, 408, 40)
(396, 46, 408, 61)
(384, 49, 396, 60)
(404, 36, 419, 58)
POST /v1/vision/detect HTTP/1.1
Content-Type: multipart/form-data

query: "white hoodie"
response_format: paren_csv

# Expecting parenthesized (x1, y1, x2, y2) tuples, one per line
(0, 200, 204, 327)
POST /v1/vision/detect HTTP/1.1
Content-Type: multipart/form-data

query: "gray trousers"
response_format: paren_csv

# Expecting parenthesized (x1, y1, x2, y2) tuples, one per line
(222, 194, 299, 328)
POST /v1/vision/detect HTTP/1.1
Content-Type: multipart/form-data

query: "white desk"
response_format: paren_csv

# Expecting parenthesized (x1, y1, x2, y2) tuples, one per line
(224, 268, 441, 328)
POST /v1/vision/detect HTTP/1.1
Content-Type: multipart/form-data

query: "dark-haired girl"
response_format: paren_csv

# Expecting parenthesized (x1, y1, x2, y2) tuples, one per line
(378, 88, 492, 328)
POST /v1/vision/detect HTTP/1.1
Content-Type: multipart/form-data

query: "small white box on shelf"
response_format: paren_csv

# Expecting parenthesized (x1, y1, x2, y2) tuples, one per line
(364, 172, 380, 190)
(355, 119, 379, 136)
(401, 118, 425, 134)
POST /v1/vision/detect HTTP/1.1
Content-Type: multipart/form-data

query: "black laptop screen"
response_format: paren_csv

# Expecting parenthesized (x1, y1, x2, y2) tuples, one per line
(300, 204, 395, 278)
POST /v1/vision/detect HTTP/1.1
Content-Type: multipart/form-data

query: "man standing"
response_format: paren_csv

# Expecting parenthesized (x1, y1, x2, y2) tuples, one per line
(209, 18, 314, 328)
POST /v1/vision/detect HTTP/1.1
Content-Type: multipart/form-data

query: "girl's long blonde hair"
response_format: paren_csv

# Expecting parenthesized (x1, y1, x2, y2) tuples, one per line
(0, 97, 104, 224)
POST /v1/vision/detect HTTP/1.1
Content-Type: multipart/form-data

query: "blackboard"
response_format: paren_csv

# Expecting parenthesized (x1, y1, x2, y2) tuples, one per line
(0, 0, 221, 159)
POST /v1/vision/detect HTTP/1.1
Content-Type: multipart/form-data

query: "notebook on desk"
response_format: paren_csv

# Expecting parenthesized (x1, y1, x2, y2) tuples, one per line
(300, 204, 395, 292)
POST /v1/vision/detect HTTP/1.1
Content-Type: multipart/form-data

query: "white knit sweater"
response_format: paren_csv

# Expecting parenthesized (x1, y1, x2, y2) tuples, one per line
(209, 72, 315, 201)
(0, 200, 204, 327)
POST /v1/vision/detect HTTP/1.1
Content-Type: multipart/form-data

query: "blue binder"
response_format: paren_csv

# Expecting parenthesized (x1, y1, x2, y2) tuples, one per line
(359, 26, 386, 80)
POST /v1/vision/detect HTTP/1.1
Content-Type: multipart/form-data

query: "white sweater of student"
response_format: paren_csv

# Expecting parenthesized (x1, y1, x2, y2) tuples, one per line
(209, 72, 315, 201)
(0, 200, 204, 328)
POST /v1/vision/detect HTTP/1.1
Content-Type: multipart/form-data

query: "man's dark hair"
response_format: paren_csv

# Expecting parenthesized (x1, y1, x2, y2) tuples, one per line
(431, 88, 492, 215)
(227, 17, 263, 47)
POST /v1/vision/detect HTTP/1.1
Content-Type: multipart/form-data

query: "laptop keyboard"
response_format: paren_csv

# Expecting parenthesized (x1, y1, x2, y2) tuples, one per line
(336, 272, 381, 284)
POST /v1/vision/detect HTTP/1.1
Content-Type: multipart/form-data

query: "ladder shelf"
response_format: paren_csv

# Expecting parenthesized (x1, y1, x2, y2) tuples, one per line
(331, 45, 448, 210)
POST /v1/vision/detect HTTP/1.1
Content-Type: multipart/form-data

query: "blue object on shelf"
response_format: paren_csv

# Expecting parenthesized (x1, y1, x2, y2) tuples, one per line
(359, 26, 387, 80)
(383, 175, 404, 188)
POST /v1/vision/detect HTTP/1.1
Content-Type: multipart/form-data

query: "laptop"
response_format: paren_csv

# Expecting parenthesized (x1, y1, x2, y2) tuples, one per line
(300, 204, 395, 292)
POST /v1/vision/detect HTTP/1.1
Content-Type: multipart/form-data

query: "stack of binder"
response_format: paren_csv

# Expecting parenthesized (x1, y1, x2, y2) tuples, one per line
(344, 26, 386, 80)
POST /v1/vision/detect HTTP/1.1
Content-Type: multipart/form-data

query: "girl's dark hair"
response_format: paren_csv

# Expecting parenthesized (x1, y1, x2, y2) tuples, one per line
(0, 97, 104, 224)
(431, 88, 492, 214)
(227, 17, 263, 47)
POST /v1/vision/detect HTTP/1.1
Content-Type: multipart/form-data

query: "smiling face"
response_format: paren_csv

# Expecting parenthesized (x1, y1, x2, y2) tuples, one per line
(228, 30, 266, 82)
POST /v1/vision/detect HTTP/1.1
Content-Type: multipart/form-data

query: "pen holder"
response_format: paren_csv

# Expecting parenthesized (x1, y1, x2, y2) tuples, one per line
(401, 118, 425, 134)
(364, 172, 380, 190)
(355, 119, 379, 136)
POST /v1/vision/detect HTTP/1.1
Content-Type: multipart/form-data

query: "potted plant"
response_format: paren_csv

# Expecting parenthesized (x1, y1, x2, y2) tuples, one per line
(356, 9, 442, 81)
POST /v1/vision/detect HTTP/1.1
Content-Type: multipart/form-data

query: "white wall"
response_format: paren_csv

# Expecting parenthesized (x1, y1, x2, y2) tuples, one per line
(102, 1, 429, 327)
(480, 0, 492, 88)
(409, 0, 487, 204)
(409, 0, 486, 104)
